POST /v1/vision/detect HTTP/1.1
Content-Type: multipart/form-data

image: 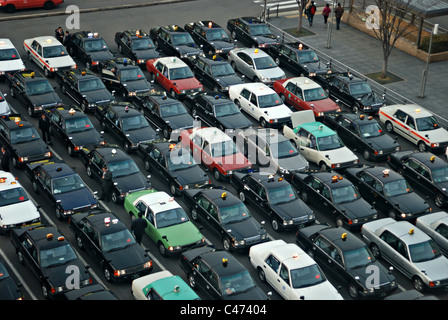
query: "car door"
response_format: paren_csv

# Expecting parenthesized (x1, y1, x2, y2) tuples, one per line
(193, 258, 220, 300)
(312, 235, 347, 283)
(404, 115, 418, 144)
(337, 117, 359, 148)
(403, 158, 433, 194)
(63, 73, 81, 104)
(236, 88, 252, 114)
(391, 109, 409, 139)
(378, 230, 412, 277)
(30, 41, 43, 69)
(21, 235, 41, 279)
(101, 61, 120, 91)
(12, 76, 27, 105)
(87, 150, 104, 180)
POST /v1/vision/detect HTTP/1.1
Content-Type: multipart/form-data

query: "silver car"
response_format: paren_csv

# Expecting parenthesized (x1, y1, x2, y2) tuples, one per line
(416, 211, 448, 258)
(0, 91, 11, 116)
(228, 48, 285, 85)
(361, 218, 448, 292)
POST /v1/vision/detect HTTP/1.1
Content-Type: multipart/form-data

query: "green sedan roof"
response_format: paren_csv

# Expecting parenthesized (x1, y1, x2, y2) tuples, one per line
(145, 275, 200, 300)
(293, 121, 336, 138)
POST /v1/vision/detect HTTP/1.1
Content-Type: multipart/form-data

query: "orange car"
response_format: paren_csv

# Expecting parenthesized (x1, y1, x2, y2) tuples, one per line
(1, 0, 63, 13)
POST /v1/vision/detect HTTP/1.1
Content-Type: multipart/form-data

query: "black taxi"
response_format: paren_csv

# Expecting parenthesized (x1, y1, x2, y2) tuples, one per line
(114, 29, 160, 67)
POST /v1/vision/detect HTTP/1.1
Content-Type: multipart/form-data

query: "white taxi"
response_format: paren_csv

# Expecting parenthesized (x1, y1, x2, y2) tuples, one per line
(23, 36, 76, 77)
(0, 171, 40, 234)
(283, 110, 359, 170)
(0, 39, 25, 76)
(249, 239, 343, 300)
(229, 82, 292, 128)
(379, 104, 448, 153)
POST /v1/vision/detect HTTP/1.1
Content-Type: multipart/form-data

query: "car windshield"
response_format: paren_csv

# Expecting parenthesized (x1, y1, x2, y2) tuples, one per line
(297, 50, 319, 63)
(258, 93, 283, 108)
(431, 167, 448, 183)
(358, 122, 384, 138)
(131, 38, 154, 50)
(383, 179, 412, 197)
(43, 45, 68, 58)
(101, 229, 136, 252)
(155, 207, 189, 228)
(349, 82, 372, 96)
(416, 116, 441, 131)
(78, 78, 105, 92)
(169, 66, 194, 80)
(331, 185, 360, 204)
(108, 159, 140, 177)
(84, 39, 109, 52)
(220, 270, 256, 297)
(0, 263, 10, 279)
(209, 140, 238, 157)
(270, 140, 299, 159)
(291, 264, 327, 289)
(167, 150, 198, 171)
(211, 63, 236, 77)
(267, 185, 298, 205)
(219, 203, 251, 224)
(121, 114, 149, 131)
(317, 134, 344, 151)
(409, 239, 442, 263)
(343, 246, 375, 269)
(248, 24, 271, 36)
(303, 87, 328, 101)
(10, 127, 40, 144)
(52, 174, 85, 194)
(206, 28, 230, 41)
(119, 67, 145, 82)
(0, 48, 20, 61)
(40, 244, 78, 268)
(26, 80, 54, 95)
(0, 187, 29, 207)
(65, 117, 94, 133)
(253, 56, 277, 70)
(214, 102, 240, 117)
(160, 102, 188, 118)
(171, 33, 196, 46)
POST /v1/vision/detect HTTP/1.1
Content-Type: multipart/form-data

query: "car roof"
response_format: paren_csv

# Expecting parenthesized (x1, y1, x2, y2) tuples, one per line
(0, 39, 16, 49)
(136, 191, 182, 213)
(362, 166, 403, 182)
(26, 225, 68, 250)
(201, 189, 242, 208)
(235, 47, 269, 59)
(239, 17, 265, 25)
(296, 122, 336, 138)
(201, 250, 245, 276)
(340, 113, 377, 125)
(319, 227, 365, 251)
(55, 107, 87, 119)
(312, 172, 354, 188)
(30, 36, 61, 47)
(200, 94, 232, 105)
(2, 116, 34, 130)
(0, 171, 23, 192)
(332, 72, 364, 83)
(285, 77, 321, 90)
(384, 104, 434, 118)
(155, 56, 188, 69)
(192, 127, 232, 143)
(235, 82, 276, 96)
(82, 211, 127, 234)
(381, 220, 431, 245)
(95, 146, 129, 163)
(270, 243, 316, 268)
(247, 128, 288, 143)
(407, 152, 447, 169)
(247, 172, 290, 188)
(194, 20, 222, 29)
(109, 104, 141, 117)
(39, 162, 76, 178)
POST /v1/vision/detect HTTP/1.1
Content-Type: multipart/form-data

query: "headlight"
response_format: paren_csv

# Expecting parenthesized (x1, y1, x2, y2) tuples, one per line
(309, 213, 315, 220)
(309, 72, 316, 77)
(45, 152, 52, 157)
(431, 143, 439, 148)
(215, 49, 223, 53)
(114, 269, 126, 277)
(395, 146, 401, 151)
(283, 220, 294, 226)
(143, 261, 152, 269)
(73, 146, 83, 151)
(88, 103, 96, 108)
(128, 91, 136, 96)
(138, 59, 145, 64)
(19, 156, 29, 162)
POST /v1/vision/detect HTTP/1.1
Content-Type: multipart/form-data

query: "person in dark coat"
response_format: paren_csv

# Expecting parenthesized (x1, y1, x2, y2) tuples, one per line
(38, 113, 52, 144)
(100, 165, 113, 202)
(55, 26, 64, 43)
(63, 31, 71, 48)
(0, 146, 11, 172)
(131, 211, 148, 245)
(335, 3, 345, 30)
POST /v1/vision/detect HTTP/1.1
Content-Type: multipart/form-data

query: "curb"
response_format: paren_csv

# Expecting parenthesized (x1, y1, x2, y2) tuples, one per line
(0, 0, 197, 21)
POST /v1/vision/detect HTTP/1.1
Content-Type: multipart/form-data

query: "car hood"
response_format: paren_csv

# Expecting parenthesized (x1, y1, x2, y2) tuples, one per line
(44, 259, 89, 288)
(134, 49, 160, 60)
(123, 79, 151, 93)
(294, 281, 343, 300)
(335, 198, 377, 219)
(223, 285, 267, 300)
(218, 113, 252, 130)
(254, 34, 278, 45)
(165, 114, 194, 130)
(113, 172, 150, 193)
(28, 92, 62, 107)
(0, 59, 25, 73)
(158, 221, 203, 246)
(216, 75, 244, 87)
(355, 92, 385, 108)
(176, 45, 201, 56)
(103, 244, 150, 270)
(347, 262, 395, 289)
(0, 101, 11, 116)
(54, 188, 98, 210)
(263, 104, 292, 119)
(271, 198, 312, 220)
(13, 140, 49, 158)
(257, 67, 285, 80)
(216, 152, 251, 172)
(0, 200, 40, 226)
(304, 98, 340, 113)
(125, 127, 157, 144)
(171, 166, 209, 186)
(69, 129, 103, 148)
(320, 147, 358, 164)
(277, 154, 309, 172)
(414, 256, 448, 281)
(302, 61, 328, 74)
(84, 89, 114, 104)
(173, 77, 202, 91)
(210, 40, 236, 52)
(45, 55, 76, 69)
(88, 50, 114, 63)
(364, 134, 399, 152)
(420, 128, 448, 144)
(222, 217, 263, 240)
(389, 193, 429, 214)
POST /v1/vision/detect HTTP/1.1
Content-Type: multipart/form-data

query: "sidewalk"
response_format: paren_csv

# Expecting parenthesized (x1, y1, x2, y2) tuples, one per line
(266, 9, 448, 123)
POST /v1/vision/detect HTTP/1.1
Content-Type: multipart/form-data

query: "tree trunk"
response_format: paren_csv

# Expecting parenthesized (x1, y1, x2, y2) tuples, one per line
(381, 55, 388, 79)
(297, 8, 304, 33)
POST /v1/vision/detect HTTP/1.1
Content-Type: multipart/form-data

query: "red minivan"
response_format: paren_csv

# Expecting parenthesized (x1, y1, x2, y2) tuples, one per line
(1, 0, 63, 13)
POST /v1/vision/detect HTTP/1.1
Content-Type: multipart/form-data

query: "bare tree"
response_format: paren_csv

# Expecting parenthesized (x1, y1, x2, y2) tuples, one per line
(296, 0, 309, 33)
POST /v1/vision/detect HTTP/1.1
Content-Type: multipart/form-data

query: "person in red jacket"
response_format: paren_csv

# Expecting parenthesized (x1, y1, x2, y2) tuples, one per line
(322, 3, 331, 26)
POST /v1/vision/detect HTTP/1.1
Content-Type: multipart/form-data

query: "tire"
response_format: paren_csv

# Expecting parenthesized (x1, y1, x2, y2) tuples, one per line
(417, 141, 426, 152)
(239, 191, 246, 202)
(10, 86, 15, 98)
(234, 99, 241, 110)
(4, 4, 15, 13)
(413, 276, 425, 292)
(76, 235, 84, 250)
(41, 283, 50, 300)
(163, 127, 170, 139)
(55, 207, 64, 221)
(61, 85, 67, 95)
(257, 267, 267, 283)
(17, 251, 25, 264)
(301, 191, 309, 203)
(370, 243, 381, 258)
(253, 76, 260, 82)
(335, 217, 344, 228)
(279, 93, 286, 103)
(103, 267, 113, 282)
(28, 52, 33, 63)
(12, 157, 19, 169)
(222, 237, 231, 251)
(188, 273, 196, 289)
(230, 61, 237, 72)
(27, 105, 34, 117)
(388, 210, 396, 219)
(67, 145, 74, 157)
(144, 159, 151, 172)
(111, 191, 120, 204)
(319, 161, 328, 171)
(260, 118, 267, 128)
(158, 242, 167, 257)
(44, 68, 50, 78)
(43, 1, 55, 10)
(169, 183, 177, 196)
(191, 209, 199, 222)
(271, 218, 280, 232)
(385, 121, 394, 133)
(86, 166, 93, 178)
(213, 168, 221, 181)
(231, 30, 237, 40)
(118, 44, 123, 54)
(363, 149, 371, 161)
(348, 283, 359, 299)
(435, 193, 445, 208)
(274, 57, 281, 66)
(191, 107, 197, 118)
(170, 89, 176, 98)
(32, 180, 39, 194)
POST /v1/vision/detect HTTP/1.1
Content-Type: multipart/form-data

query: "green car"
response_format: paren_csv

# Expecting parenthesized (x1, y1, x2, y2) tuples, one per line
(124, 190, 205, 256)
(131, 270, 200, 300)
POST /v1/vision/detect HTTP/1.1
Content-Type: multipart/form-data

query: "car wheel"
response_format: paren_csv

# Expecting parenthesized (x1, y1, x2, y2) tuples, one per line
(76, 235, 84, 250)
(363, 149, 371, 161)
(100, 120, 107, 132)
(413, 276, 425, 292)
(253, 76, 260, 82)
(188, 273, 196, 289)
(213, 168, 221, 181)
(27, 52, 33, 63)
(279, 93, 286, 103)
(191, 209, 199, 222)
(260, 118, 267, 128)
(191, 107, 197, 117)
(163, 127, 170, 139)
(32, 180, 39, 193)
(61, 84, 67, 95)
(41, 283, 50, 300)
(347, 283, 359, 299)
(234, 99, 241, 110)
(239, 191, 245, 202)
(86, 166, 93, 178)
(370, 243, 381, 258)
(67, 145, 74, 157)
(385, 121, 394, 133)
(158, 242, 167, 257)
(319, 161, 328, 171)
(118, 44, 123, 54)
(230, 61, 237, 72)
(80, 102, 88, 113)
(274, 57, 280, 66)
(301, 191, 309, 203)
(231, 30, 237, 40)
(124, 142, 131, 153)
(27, 105, 34, 117)
(103, 267, 113, 282)
(169, 183, 177, 196)
(352, 105, 359, 113)
(335, 217, 344, 228)
(12, 157, 19, 168)
(435, 193, 445, 208)
(144, 159, 151, 172)
(55, 207, 64, 221)
(44, 68, 50, 78)
(170, 89, 176, 98)
(387, 210, 396, 219)
(257, 267, 267, 283)
(17, 251, 25, 264)
(111, 191, 120, 204)
(222, 237, 231, 251)
(417, 141, 426, 152)
(43, 1, 55, 10)
(271, 218, 280, 232)
(9, 86, 15, 98)
(4, 4, 15, 13)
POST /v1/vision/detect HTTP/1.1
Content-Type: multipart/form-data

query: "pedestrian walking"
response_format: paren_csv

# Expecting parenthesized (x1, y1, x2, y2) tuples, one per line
(0, 146, 11, 172)
(335, 3, 344, 30)
(306, 1, 317, 27)
(55, 26, 64, 43)
(100, 165, 113, 202)
(131, 211, 148, 245)
(322, 3, 331, 26)
(38, 113, 52, 145)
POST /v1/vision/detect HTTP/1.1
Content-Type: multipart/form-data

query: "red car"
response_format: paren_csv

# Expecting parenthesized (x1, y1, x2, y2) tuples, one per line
(1, 0, 63, 13)
(273, 77, 340, 118)
(179, 127, 251, 181)
(146, 56, 203, 99)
